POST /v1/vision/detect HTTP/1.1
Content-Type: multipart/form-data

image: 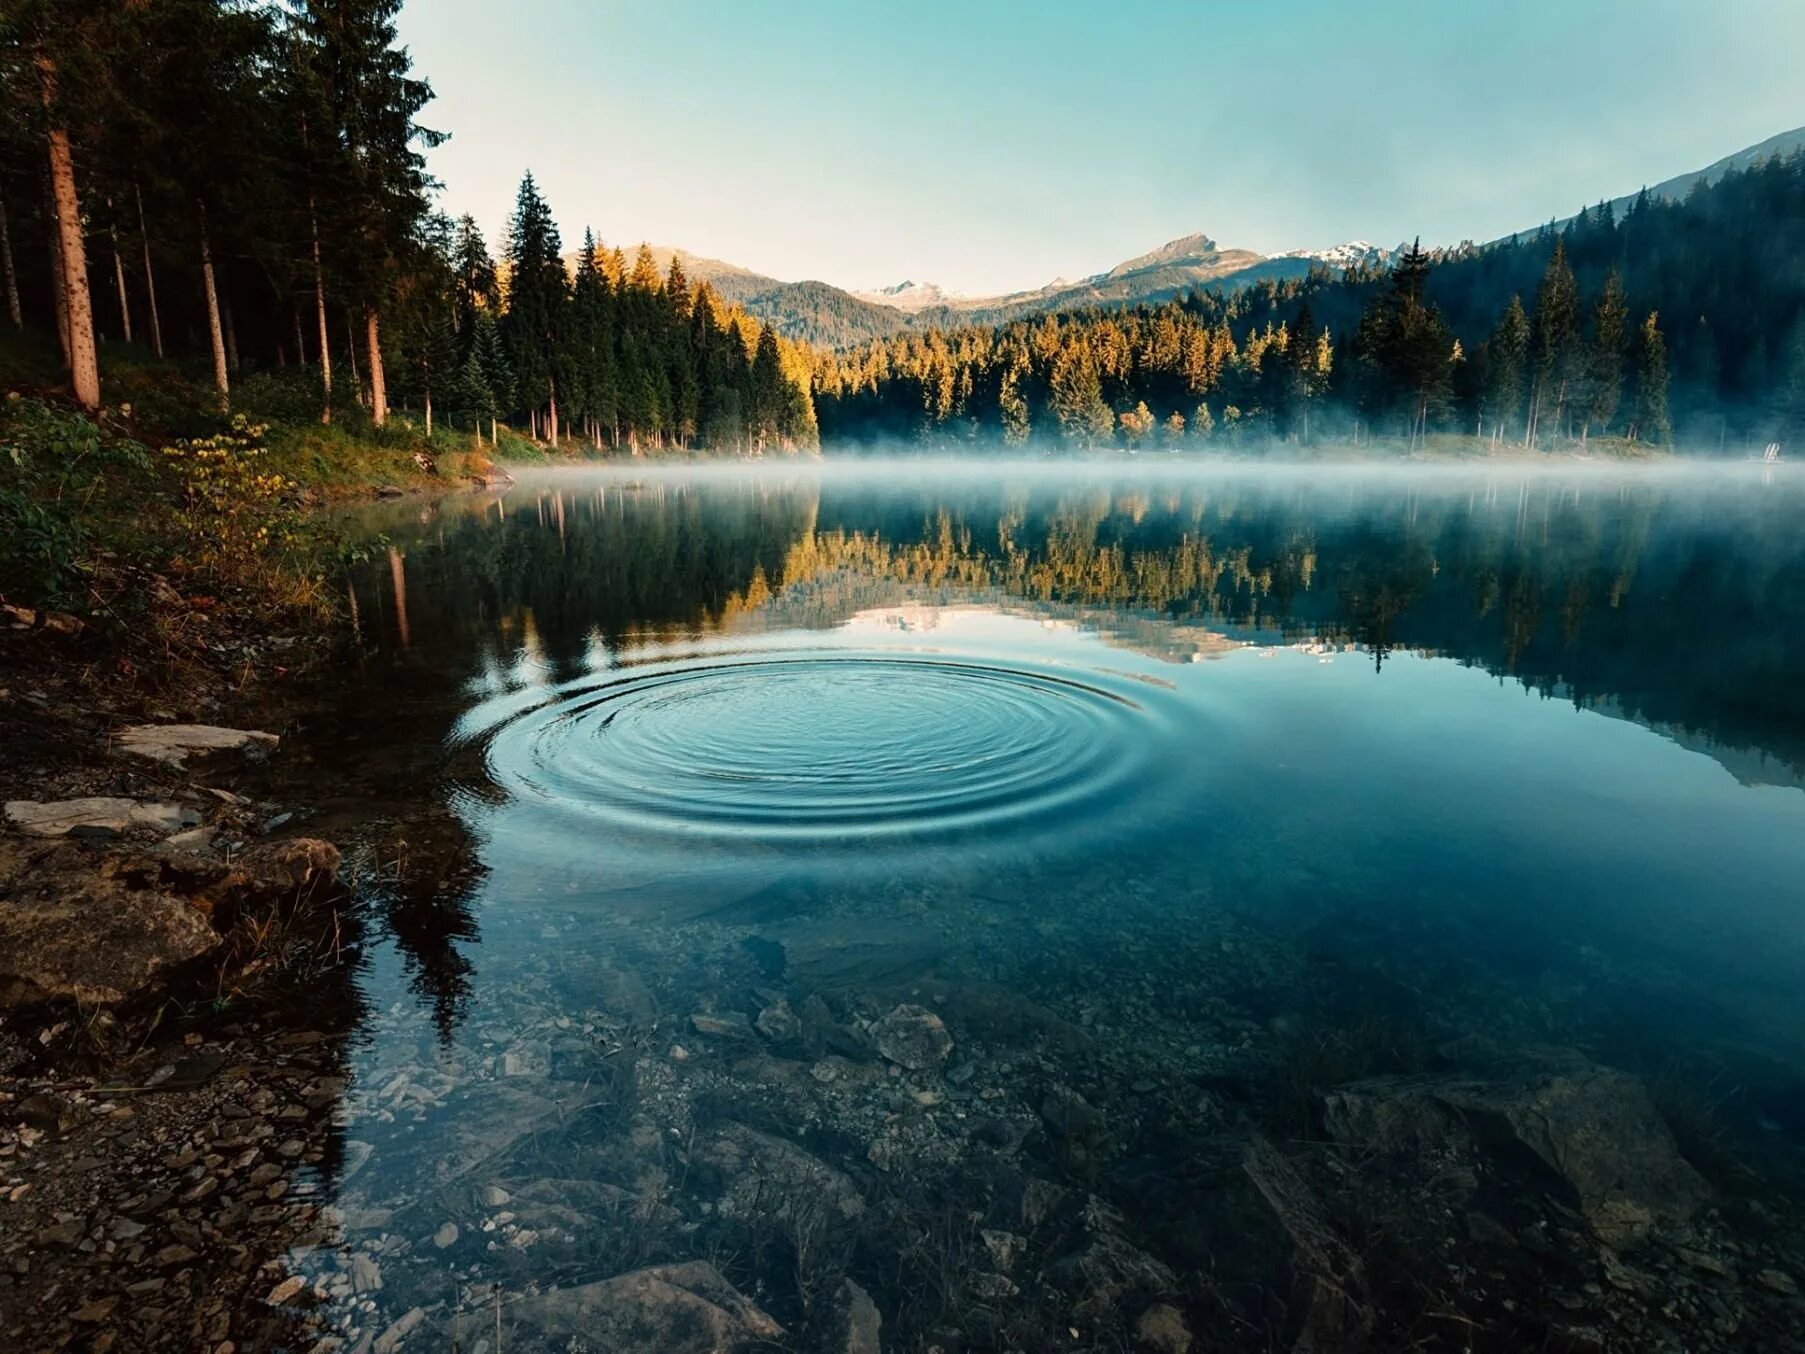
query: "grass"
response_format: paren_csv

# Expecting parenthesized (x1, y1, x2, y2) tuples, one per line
(0, 337, 548, 636)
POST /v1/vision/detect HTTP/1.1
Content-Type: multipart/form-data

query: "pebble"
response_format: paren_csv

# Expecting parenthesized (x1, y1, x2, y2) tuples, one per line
(433, 1221, 459, 1249)
(268, 1274, 306, 1305)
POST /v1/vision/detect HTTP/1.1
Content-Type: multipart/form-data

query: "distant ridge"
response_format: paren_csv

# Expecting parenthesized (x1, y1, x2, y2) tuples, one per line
(581, 124, 1805, 347)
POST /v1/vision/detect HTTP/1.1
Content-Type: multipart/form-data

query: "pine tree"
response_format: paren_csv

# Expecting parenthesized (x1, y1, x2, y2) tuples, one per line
(1482, 295, 1529, 443)
(1584, 269, 1628, 438)
(501, 172, 565, 441)
(1631, 311, 1670, 444)
(1528, 240, 1581, 444)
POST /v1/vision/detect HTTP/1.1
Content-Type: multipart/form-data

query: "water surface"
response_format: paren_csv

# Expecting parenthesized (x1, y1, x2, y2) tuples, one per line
(276, 464, 1805, 1349)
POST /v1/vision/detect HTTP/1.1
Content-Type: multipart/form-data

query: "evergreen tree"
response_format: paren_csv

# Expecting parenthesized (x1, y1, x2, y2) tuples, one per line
(1584, 269, 1628, 437)
(1482, 295, 1530, 443)
(501, 171, 565, 439)
(1528, 240, 1581, 444)
(1631, 311, 1670, 444)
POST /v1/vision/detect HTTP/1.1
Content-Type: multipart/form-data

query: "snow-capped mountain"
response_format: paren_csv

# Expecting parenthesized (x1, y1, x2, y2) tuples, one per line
(1277, 240, 1392, 269)
(849, 279, 964, 312)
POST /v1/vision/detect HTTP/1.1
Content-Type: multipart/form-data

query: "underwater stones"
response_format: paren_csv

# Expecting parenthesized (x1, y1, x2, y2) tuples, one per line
(493, 1261, 782, 1352)
(432, 1221, 459, 1248)
(116, 723, 279, 769)
(871, 1003, 953, 1069)
(690, 1010, 755, 1041)
(1053, 1228, 1179, 1316)
(755, 998, 802, 1042)
(5, 797, 200, 839)
(1321, 1060, 1710, 1249)
(1135, 1302, 1193, 1354)
(701, 1123, 865, 1224)
(821, 1277, 882, 1354)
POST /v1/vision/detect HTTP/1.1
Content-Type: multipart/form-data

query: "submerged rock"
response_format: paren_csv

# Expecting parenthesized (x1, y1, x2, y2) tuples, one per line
(820, 1277, 882, 1354)
(700, 1123, 865, 1224)
(871, 1003, 953, 1069)
(486, 1261, 782, 1352)
(5, 797, 200, 839)
(1321, 1059, 1710, 1248)
(1136, 1302, 1193, 1354)
(690, 1010, 756, 1041)
(115, 722, 279, 768)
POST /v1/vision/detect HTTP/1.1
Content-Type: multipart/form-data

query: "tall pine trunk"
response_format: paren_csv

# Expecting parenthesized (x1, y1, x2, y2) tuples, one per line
(42, 56, 99, 410)
(45, 174, 70, 369)
(310, 199, 332, 422)
(222, 297, 240, 374)
(346, 313, 363, 407)
(133, 182, 163, 358)
(0, 190, 21, 327)
(198, 204, 229, 405)
(365, 307, 387, 426)
(292, 305, 306, 366)
(107, 208, 132, 344)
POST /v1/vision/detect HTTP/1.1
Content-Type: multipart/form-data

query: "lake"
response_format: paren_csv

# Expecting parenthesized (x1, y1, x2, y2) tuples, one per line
(274, 463, 1805, 1351)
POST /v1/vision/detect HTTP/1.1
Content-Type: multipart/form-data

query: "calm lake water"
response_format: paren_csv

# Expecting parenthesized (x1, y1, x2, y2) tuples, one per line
(274, 464, 1805, 1351)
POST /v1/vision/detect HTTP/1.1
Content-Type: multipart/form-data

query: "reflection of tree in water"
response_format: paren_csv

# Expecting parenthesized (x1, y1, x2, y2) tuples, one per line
(334, 473, 1805, 1032)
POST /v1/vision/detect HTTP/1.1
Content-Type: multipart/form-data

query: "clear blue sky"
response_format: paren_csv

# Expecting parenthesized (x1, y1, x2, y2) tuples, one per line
(395, 0, 1805, 296)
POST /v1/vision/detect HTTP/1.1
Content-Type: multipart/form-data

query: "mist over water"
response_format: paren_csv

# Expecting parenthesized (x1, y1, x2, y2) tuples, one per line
(274, 460, 1805, 1347)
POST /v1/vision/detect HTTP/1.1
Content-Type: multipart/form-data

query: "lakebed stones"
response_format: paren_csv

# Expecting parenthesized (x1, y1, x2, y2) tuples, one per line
(700, 1123, 866, 1224)
(476, 1261, 782, 1353)
(870, 1003, 953, 1069)
(4, 797, 200, 839)
(821, 1277, 882, 1354)
(115, 723, 279, 769)
(1320, 1058, 1710, 1248)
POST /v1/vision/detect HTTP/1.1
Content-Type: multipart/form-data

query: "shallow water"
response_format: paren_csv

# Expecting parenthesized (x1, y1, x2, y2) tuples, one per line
(278, 464, 1805, 1349)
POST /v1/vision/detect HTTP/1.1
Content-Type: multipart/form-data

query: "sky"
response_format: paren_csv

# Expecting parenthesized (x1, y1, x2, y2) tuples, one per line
(395, 0, 1805, 297)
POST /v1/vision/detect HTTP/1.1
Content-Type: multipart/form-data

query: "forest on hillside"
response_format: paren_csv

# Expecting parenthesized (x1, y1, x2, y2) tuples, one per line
(0, 0, 819, 454)
(815, 155, 1805, 454)
(5, 0, 1803, 459)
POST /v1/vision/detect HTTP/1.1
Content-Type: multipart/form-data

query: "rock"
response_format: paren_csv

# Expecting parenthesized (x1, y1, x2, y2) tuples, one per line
(3, 602, 82, 635)
(433, 1221, 459, 1248)
(1321, 1060, 1710, 1248)
(0, 840, 222, 1008)
(1238, 1135, 1373, 1353)
(5, 797, 200, 839)
(350, 1254, 383, 1293)
(1758, 1268, 1798, 1295)
(755, 998, 802, 1042)
(488, 1262, 781, 1353)
(700, 1123, 865, 1224)
(980, 1228, 1026, 1272)
(116, 722, 279, 768)
(479, 1185, 511, 1207)
(871, 1003, 953, 1069)
(690, 1011, 755, 1041)
(1054, 1229, 1179, 1316)
(372, 1306, 424, 1354)
(1136, 1303, 1192, 1353)
(237, 838, 341, 893)
(267, 1275, 306, 1305)
(970, 1271, 1019, 1299)
(72, 1297, 119, 1323)
(820, 1277, 882, 1354)
(165, 825, 217, 852)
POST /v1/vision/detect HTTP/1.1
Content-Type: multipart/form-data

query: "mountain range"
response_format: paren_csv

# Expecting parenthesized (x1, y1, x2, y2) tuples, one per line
(627, 125, 1805, 348)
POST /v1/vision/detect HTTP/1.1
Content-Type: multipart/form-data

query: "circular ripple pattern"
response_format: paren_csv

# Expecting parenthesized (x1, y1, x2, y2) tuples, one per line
(467, 655, 1151, 843)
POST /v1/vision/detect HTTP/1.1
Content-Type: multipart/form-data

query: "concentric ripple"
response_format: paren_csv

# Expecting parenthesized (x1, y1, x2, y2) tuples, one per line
(455, 654, 1154, 843)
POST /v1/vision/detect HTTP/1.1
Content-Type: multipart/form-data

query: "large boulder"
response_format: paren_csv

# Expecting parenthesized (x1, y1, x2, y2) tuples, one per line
(477, 1261, 782, 1352)
(1321, 1060, 1710, 1248)
(0, 840, 221, 1007)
